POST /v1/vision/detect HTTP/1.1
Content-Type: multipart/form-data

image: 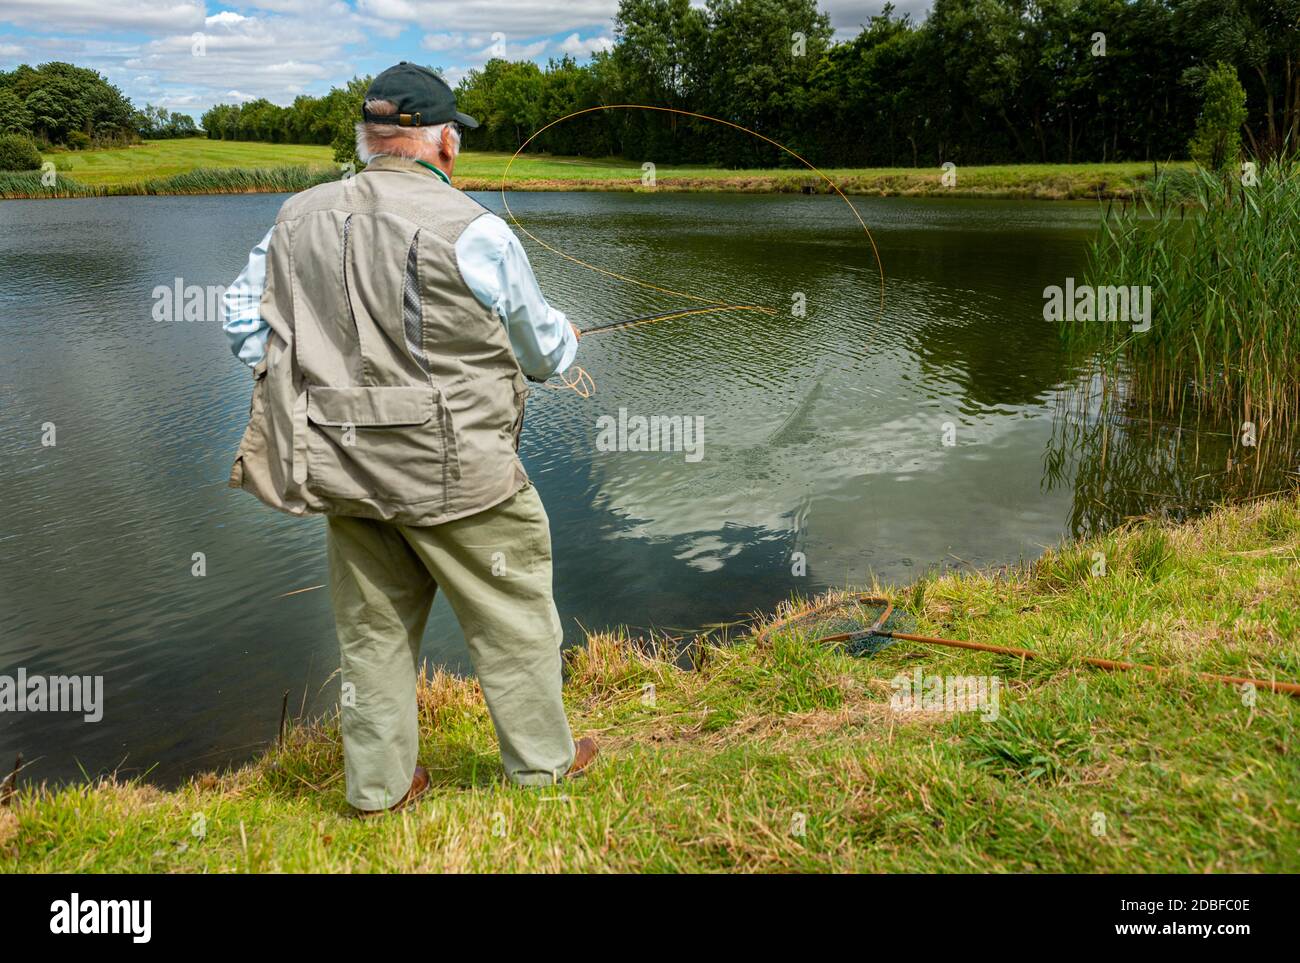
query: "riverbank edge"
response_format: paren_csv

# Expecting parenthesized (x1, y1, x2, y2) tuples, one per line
(4, 495, 1298, 872)
(0, 166, 1152, 201)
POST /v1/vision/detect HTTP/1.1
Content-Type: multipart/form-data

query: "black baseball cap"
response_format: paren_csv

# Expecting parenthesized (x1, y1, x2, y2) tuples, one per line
(361, 61, 479, 128)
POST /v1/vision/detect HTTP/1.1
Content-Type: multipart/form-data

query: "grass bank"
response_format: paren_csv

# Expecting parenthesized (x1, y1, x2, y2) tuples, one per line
(3, 497, 1298, 873)
(2, 138, 1180, 199)
(454, 157, 1178, 200)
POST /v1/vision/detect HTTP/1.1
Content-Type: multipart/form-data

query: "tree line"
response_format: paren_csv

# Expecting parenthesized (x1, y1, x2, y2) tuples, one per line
(200, 0, 1294, 168)
(10, 0, 1287, 168)
(196, 0, 1295, 169)
(199, 79, 370, 155)
(450, 0, 1292, 167)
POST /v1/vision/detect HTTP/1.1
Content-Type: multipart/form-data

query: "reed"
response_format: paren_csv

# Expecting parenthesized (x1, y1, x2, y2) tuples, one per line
(0, 165, 341, 199)
(1071, 161, 1300, 431)
(0, 171, 103, 198)
(133, 165, 341, 195)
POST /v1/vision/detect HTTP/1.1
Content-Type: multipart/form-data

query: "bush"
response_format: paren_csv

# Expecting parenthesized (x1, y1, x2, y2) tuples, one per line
(65, 130, 92, 150)
(0, 133, 42, 171)
(1189, 63, 1247, 174)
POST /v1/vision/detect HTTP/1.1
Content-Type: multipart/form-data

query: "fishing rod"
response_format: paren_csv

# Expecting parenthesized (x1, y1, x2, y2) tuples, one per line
(761, 594, 1300, 698)
(551, 302, 777, 398)
(500, 104, 886, 317)
(579, 303, 775, 336)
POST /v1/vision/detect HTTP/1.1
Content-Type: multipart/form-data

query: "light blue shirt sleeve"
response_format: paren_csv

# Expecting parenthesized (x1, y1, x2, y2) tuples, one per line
(456, 212, 579, 381)
(221, 226, 274, 369)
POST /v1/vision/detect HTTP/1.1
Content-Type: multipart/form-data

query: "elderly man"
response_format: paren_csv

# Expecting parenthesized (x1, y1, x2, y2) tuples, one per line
(222, 62, 596, 815)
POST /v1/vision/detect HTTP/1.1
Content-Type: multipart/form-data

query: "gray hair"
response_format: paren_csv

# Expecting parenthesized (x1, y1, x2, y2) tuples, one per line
(355, 98, 461, 164)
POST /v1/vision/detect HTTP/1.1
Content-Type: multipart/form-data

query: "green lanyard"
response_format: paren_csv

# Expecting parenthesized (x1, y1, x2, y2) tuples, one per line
(415, 160, 451, 185)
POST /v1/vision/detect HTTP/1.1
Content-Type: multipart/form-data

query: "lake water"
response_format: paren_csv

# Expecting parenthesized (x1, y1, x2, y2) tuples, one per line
(0, 190, 1269, 785)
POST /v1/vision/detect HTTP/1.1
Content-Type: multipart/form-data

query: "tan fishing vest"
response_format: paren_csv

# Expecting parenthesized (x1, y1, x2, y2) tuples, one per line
(228, 154, 530, 526)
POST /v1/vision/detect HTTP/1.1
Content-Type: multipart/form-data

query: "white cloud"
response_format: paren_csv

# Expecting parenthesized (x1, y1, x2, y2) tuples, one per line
(417, 29, 553, 63)
(0, 2, 403, 117)
(420, 32, 464, 52)
(356, 0, 423, 20)
(357, 0, 933, 38)
(0, 0, 206, 33)
(422, 30, 559, 61)
(358, 0, 617, 36)
(558, 32, 612, 57)
(124, 12, 358, 104)
(467, 36, 548, 62)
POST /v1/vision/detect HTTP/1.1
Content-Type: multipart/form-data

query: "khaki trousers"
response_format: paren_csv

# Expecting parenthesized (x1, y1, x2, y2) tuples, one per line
(327, 483, 575, 809)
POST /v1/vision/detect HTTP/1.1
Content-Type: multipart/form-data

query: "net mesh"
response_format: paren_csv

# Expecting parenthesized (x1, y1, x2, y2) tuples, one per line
(760, 596, 917, 658)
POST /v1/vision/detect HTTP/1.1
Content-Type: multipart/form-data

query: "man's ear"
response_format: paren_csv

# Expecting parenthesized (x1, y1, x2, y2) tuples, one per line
(440, 126, 456, 164)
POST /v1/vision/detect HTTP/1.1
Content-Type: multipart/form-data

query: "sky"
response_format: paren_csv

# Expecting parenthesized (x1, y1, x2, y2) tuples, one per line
(0, 0, 932, 120)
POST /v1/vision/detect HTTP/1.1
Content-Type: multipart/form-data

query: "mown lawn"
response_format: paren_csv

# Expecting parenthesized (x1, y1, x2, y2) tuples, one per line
(3, 497, 1297, 873)
(43, 139, 335, 185)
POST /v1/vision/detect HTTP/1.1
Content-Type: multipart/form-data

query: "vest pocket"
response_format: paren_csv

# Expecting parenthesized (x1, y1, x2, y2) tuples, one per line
(302, 384, 458, 506)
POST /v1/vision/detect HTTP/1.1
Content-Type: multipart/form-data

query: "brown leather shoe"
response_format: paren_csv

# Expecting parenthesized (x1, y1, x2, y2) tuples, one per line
(565, 737, 598, 778)
(356, 765, 429, 818)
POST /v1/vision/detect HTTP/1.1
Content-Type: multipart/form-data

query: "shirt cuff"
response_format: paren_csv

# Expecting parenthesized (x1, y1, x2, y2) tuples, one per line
(551, 318, 579, 376)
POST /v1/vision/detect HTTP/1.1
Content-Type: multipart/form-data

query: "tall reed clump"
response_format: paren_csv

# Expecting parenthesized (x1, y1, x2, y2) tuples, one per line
(0, 166, 341, 199)
(1072, 161, 1300, 432)
(0, 171, 103, 198)
(134, 165, 341, 195)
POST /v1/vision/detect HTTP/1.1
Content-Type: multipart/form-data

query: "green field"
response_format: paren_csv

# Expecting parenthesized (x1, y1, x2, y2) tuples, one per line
(4, 497, 1298, 873)
(453, 154, 1175, 200)
(14, 137, 1181, 199)
(44, 138, 337, 185)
